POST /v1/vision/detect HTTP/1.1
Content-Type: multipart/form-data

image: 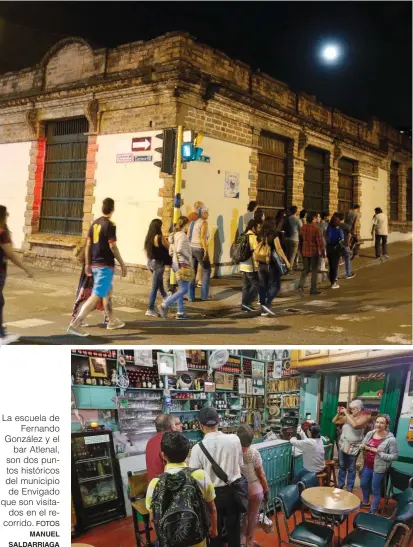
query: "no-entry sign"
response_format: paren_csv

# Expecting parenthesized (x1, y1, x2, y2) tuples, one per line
(132, 137, 152, 151)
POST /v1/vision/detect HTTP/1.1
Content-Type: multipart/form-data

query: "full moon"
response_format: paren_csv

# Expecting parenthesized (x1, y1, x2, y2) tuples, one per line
(321, 44, 340, 63)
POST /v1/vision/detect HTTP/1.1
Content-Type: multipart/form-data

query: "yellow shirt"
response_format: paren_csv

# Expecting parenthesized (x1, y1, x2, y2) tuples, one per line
(145, 462, 215, 547)
(239, 231, 258, 273)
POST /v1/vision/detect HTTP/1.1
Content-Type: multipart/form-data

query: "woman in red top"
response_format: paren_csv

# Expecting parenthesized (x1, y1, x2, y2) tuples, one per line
(0, 206, 33, 345)
(359, 414, 399, 514)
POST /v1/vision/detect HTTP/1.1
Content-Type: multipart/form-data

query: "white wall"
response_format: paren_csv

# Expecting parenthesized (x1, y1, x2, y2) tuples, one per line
(183, 137, 252, 275)
(359, 168, 388, 247)
(94, 131, 164, 265)
(0, 141, 31, 249)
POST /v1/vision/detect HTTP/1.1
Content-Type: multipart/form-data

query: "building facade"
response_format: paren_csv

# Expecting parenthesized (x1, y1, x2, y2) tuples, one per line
(0, 32, 411, 281)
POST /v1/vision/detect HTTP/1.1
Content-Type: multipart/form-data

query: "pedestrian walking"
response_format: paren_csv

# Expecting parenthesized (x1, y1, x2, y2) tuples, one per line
(345, 204, 361, 259)
(188, 201, 205, 289)
(0, 205, 33, 345)
(243, 200, 258, 232)
(70, 241, 107, 328)
(254, 207, 265, 229)
(297, 212, 325, 296)
(371, 207, 389, 259)
(68, 198, 127, 337)
(299, 209, 307, 225)
(325, 214, 344, 289)
(158, 216, 192, 320)
(319, 212, 330, 281)
(283, 206, 302, 270)
(237, 425, 270, 547)
(189, 206, 212, 301)
(144, 219, 171, 317)
(333, 400, 371, 492)
(360, 415, 398, 514)
(337, 212, 355, 279)
(255, 218, 290, 316)
(275, 209, 287, 250)
(239, 219, 259, 312)
(189, 407, 245, 547)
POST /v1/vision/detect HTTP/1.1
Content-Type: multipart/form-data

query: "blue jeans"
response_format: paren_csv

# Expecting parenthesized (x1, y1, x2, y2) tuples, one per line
(342, 247, 352, 277)
(162, 264, 189, 314)
(338, 450, 357, 491)
(258, 263, 281, 307)
(189, 247, 211, 300)
(147, 260, 167, 311)
(360, 466, 385, 513)
(0, 272, 6, 337)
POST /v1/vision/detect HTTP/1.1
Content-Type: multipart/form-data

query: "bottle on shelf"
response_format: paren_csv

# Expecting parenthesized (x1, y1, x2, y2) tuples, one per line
(147, 376, 152, 389)
(142, 376, 147, 388)
(159, 378, 164, 389)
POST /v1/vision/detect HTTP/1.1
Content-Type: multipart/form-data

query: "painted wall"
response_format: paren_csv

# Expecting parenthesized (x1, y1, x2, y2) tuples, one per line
(394, 367, 413, 473)
(359, 168, 387, 246)
(182, 136, 252, 275)
(0, 141, 31, 249)
(300, 375, 319, 422)
(94, 131, 164, 265)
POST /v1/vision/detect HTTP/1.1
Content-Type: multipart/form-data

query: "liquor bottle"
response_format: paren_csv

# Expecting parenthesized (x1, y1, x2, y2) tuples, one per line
(147, 376, 152, 389)
(75, 366, 84, 385)
(159, 378, 164, 389)
(142, 376, 147, 388)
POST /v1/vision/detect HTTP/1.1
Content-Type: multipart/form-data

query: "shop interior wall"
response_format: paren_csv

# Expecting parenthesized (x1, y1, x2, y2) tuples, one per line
(0, 141, 31, 249)
(300, 375, 319, 422)
(183, 136, 251, 275)
(395, 366, 413, 470)
(94, 131, 165, 265)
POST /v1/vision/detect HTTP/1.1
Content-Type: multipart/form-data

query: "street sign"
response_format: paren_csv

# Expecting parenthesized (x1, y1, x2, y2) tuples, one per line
(132, 137, 152, 151)
(197, 155, 210, 163)
(133, 155, 153, 162)
(116, 153, 133, 163)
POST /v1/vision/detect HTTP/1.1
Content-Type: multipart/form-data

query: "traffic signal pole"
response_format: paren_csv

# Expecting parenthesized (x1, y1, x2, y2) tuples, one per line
(170, 125, 184, 286)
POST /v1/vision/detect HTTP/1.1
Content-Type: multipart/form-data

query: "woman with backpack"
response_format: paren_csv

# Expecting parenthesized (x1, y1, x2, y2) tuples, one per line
(239, 219, 259, 313)
(158, 217, 192, 320)
(326, 213, 344, 290)
(254, 218, 290, 317)
(144, 218, 171, 317)
(237, 425, 270, 547)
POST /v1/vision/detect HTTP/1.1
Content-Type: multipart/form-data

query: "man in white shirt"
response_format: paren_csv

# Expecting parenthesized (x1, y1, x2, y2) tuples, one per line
(371, 207, 389, 259)
(189, 407, 243, 547)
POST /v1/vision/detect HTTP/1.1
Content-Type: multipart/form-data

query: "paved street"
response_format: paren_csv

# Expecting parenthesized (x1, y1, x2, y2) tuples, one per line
(3, 241, 411, 346)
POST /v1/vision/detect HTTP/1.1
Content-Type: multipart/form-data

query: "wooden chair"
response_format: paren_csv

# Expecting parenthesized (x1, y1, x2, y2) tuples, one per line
(127, 471, 152, 547)
(316, 471, 328, 486)
(324, 460, 338, 488)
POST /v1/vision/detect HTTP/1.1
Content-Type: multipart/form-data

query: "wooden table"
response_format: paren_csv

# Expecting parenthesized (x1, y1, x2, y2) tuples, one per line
(301, 486, 360, 515)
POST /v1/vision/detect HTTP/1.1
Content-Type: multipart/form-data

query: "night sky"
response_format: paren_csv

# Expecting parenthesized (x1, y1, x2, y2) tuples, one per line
(0, 1, 411, 129)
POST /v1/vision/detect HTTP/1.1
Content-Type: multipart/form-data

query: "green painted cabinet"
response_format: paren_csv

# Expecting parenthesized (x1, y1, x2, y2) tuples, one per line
(72, 386, 117, 409)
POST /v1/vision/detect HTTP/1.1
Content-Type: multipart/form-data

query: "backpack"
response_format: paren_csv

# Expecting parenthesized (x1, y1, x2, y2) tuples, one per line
(233, 233, 252, 264)
(326, 226, 342, 246)
(151, 468, 210, 547)
(254, 240, 272, 264)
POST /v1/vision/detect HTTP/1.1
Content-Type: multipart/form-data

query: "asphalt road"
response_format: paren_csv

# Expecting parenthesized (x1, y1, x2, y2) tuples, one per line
(3, 254, 412, 345)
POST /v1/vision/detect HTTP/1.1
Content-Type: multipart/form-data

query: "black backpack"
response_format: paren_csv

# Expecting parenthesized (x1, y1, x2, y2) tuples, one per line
(233, 233, 252, 264)
(151, 468, 210, 547)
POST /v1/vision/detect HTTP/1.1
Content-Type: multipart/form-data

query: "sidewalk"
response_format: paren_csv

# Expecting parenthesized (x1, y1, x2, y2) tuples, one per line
(6, 240, 412, 312)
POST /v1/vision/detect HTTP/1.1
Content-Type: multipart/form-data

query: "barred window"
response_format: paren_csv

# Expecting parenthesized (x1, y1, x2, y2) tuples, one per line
(338, 158, 355, 213)
(257, 132, 288, 218)
(389, 162, 399, 221)
(39, 117, 89, 235)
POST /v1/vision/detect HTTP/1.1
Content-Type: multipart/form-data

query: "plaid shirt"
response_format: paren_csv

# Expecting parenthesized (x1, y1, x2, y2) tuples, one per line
(299, 223, 325, 257)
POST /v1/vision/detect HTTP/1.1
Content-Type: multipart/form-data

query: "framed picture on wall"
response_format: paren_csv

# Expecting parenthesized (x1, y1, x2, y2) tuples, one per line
(298, 350, 328, 360)
(89, 357, 108, 378)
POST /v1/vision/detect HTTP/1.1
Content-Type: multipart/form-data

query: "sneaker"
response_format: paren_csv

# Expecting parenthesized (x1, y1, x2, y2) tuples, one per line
(158, 304, 167, 319)
(331, 283, 340, 289)
(261, 305, 276, 316)
(196, 283, 202, 288)
(145, 309, 159, 317)
(298, 288, 305, 297)
(361, 502, 370, 508)
(383, 254, 389, 259)
(67, 324, 89, 337)
(201, 296, 214, 301)
(346, 273, 356, 279)
(106, 318, 125, 330)
(176, 313, 189, 320)
(241, 304, 256, 312)
(261, 312, 270, 317)
(80, 321, 89, 327)
(310, 290, 322, 296)
(0, 333, 20, 345)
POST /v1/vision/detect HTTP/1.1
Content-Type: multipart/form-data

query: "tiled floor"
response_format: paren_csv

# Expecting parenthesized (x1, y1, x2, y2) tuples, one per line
(72, 488, 396, 547)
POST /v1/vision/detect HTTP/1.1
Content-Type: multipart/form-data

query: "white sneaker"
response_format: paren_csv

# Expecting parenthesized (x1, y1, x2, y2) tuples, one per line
(145, 310, 159, 317)
(67, 324, 89, 337)
(0, 333, 20, 345)
(261, 305, 276, 316)
(106, 318, 125, 330)
(331, 283, 340, 289)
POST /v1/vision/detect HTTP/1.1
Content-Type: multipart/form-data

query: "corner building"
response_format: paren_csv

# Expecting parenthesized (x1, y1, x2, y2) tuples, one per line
(0, 32, 411, 281)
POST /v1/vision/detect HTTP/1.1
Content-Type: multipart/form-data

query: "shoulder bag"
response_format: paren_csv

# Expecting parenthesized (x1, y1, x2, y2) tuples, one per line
(199, 442, 248, 513)
(172, 240, 195, 282)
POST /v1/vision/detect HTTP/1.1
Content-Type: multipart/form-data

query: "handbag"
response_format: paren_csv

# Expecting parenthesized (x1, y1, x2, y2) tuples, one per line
(199, 442, 248, 513)
(175, 264, 195, 282)
(254, 241, 271, 264)
(258, 503, 274, 534)
(271, 249, 288, 276)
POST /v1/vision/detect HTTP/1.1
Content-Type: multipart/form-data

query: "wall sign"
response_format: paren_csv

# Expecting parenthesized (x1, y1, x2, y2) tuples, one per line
(224, 171, 240, 198)
(116, 153, 133, 163)
(132, 137, 152, 151)
(134, 155, 153, 162)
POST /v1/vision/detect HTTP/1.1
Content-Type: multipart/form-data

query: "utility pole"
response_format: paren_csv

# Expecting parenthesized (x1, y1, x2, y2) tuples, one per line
(170, 125, 184, 285)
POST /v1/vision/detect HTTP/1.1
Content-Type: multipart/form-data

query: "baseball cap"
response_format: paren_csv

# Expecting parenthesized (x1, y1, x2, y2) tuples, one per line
(199, 407, 220, 427)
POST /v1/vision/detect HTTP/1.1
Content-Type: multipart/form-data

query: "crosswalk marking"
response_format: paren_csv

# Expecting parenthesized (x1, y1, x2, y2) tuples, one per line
(114, 306, 141, 313)
(6, 318, 55, 329)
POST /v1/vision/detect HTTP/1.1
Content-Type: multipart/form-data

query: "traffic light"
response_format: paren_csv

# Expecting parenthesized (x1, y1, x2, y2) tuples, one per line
(181, 130, 203, 162)
(154, 128, 177, 174)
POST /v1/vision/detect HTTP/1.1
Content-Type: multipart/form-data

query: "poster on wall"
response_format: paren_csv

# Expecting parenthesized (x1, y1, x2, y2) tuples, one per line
(133, 350, 153, 367)
(272, 361, 282, 379)
(215, 372, 234, 391)
(252, 360, 265, 395)
(224, 171, 240, 198)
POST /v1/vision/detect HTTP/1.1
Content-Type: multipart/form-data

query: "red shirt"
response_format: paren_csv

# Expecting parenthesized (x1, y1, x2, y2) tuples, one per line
(299, 223, 324, 258)
(364, 436, 384, 468)
(146, 433, 165, 481)
(188, 212, 199, 222)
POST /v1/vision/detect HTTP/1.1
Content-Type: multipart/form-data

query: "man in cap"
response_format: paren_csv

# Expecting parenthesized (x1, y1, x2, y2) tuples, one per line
(333, 399, 371, 492)
(189, 206, 211, 301)
(189, 407, 244, 547)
